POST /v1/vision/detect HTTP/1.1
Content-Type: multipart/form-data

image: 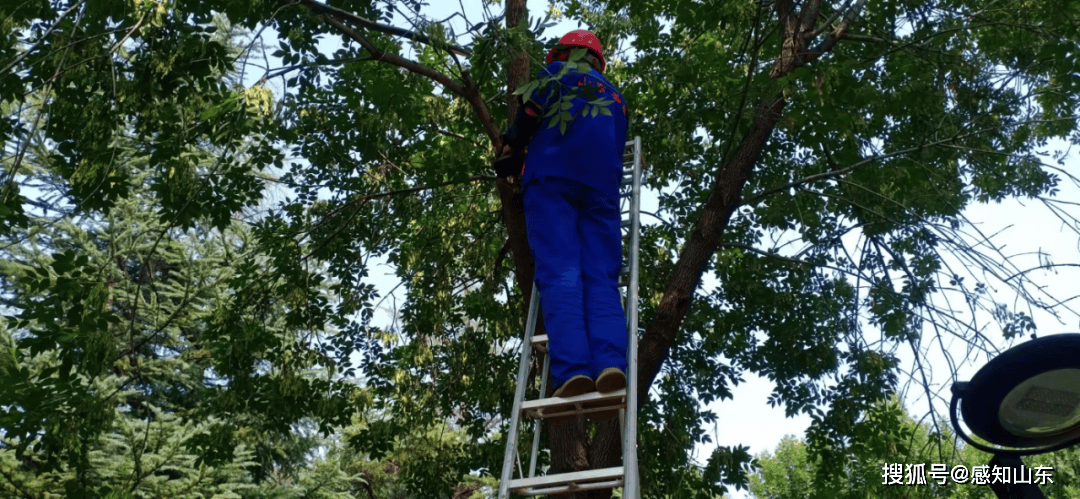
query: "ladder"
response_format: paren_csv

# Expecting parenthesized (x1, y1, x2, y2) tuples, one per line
(499, 137, 643, 498)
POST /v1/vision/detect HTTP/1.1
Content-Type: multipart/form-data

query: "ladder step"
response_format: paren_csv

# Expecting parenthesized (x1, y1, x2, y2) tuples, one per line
(509, 466, 625, 496)
(532, 334, 548, 353)
(521, 389, 627, 419)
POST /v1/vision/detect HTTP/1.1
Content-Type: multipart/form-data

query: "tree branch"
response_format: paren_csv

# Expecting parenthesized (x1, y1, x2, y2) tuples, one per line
(1005, 263, 1080, 283)
(263, 56, 372, 81)
(317, 13, 503, 142)
(772, 0, 867, 78)
(320, 15, 467, 96)
(719, 242, 869, 280)
(804, 0, 852, 39)
(428, 124, 483, 148)
(798, 0, 824, 35)
(298, 0, 471, 56)
(307, 174, 493, 237)
(491, 237, 511, 276)
(317, 14, 501, 143)
(0, 0, 86, 77)
(742, 121, 1049, 206)
(637, 96, 787, 407)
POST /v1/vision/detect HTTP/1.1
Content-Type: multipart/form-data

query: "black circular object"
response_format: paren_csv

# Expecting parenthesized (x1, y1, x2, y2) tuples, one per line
(957, 334, 1080, 449)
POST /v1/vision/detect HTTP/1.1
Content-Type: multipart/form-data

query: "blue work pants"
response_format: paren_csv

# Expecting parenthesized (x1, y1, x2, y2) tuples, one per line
(523, 177, 628, 388)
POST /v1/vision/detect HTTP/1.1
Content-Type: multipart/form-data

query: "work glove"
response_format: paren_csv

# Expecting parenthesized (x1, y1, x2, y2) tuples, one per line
(493, 150, 526, 179)
(494, 132, 524, 179)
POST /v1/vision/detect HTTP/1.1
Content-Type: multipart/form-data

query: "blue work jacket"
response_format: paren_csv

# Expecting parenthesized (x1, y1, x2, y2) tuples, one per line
(522, 62, 629, 198)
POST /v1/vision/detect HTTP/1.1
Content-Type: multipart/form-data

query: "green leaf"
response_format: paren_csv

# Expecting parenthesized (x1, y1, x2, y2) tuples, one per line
(513, 80, 539, 96)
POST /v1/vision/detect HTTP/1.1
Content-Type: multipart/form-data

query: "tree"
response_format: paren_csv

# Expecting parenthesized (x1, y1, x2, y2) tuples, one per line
(3, 0, 1079, 498)
(0, 13, 351, 495)
(0, 163, 292, 496)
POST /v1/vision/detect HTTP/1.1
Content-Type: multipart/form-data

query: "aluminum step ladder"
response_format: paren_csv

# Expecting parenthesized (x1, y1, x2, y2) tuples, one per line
(499, 137, 643, 498)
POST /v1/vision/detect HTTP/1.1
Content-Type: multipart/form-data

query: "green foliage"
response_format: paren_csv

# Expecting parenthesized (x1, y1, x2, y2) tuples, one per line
(513, 47, 618, 135)
(2, 0, 1079, 497)
(0, 405, 262, 498)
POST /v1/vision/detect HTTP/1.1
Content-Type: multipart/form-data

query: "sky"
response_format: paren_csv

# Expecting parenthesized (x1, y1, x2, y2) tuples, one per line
(255, 1, 1080, 496)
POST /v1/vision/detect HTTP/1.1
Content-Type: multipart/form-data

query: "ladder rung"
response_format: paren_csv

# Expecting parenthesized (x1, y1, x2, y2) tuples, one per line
(509, 466, 625, 495)
(621, 219, 631, 228)
(519, 480, 624, 496)
(621, 265, 630, 274)
(532, 334, 548, 353)
(521, 389, 627, 419)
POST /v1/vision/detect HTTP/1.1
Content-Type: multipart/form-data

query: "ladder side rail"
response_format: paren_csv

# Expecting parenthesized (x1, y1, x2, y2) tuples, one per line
(499, 283, 543, 499)
(624, 136, 642, 498)
(527, 353, 550, 477)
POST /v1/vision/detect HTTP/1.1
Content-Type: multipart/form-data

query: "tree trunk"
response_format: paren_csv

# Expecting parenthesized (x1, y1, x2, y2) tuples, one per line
(501, 0, 591, 495)
(501, 0, 535, 323)
(636, 97, 786, 403)
(583, 96, 788, 498)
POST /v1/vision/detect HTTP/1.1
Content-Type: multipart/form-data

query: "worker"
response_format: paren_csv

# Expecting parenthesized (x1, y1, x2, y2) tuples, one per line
(494, 30, 629, 422)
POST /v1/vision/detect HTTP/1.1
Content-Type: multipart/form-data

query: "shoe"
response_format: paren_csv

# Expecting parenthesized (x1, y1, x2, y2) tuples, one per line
(587, 368, 627, 422)
(595, 367, 626, 393)
(545, 375, 595, 423)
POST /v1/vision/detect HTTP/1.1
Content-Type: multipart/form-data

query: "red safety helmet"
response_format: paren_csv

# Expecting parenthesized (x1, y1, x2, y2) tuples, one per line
(546, 30, 606, 74)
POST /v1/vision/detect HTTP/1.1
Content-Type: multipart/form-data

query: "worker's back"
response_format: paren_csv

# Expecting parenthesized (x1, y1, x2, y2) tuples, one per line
(522, 61, 629, 198)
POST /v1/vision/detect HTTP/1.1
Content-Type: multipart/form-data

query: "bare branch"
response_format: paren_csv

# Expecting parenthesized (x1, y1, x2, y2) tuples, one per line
(1005, 263, 1080, 283)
